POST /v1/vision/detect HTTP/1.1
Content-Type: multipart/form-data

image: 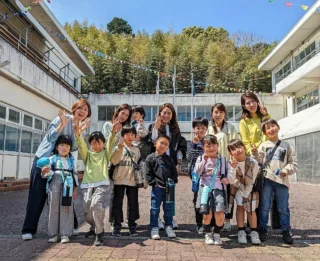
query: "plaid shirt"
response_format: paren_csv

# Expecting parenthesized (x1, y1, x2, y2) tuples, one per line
(187, 141, 204, 179)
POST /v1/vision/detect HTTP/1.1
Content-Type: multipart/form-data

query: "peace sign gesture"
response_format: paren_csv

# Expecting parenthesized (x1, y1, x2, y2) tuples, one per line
(259, 102, 268, 116)
(112, 118, 122, 134)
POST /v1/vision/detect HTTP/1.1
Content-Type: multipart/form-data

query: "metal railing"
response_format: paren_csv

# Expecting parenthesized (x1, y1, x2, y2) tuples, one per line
(275, 45, 320, 84)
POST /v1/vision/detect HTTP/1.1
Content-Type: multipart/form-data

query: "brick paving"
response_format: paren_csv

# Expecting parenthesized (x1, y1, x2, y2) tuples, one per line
(1, 176, 320, 260)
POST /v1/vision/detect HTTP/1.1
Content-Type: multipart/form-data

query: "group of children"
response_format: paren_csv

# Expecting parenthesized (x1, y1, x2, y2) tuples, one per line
(36, 94, 298, 247)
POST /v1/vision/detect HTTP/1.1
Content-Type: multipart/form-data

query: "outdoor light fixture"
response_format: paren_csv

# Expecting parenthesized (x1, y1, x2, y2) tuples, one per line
(0, 60, 10, 68)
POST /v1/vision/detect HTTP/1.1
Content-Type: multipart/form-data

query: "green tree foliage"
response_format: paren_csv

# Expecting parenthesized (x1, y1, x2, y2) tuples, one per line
(107, 17, 133, 35)
(64, 20, 275, 94)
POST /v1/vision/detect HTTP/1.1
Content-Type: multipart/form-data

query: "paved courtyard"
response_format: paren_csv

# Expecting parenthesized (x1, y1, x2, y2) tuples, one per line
(0, 176, 320, 260)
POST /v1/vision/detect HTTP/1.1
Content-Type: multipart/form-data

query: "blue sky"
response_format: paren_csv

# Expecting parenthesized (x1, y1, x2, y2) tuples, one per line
(48, 0, 318, 42)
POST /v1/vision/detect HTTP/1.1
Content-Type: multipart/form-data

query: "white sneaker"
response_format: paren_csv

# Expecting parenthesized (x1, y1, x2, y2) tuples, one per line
(222, 220, 232, 232)
(205, 233, 214, 245)
(213, 233, 222, 245)
(172, 219, 178, 229)
(22, 233, 32, 241)
(48, 235, 60, 243)
(250, 231, 261, 245)
(151, 228, 160, 240)
(165, 226, 176, 238)
(238, 230, 247, 244)
(61, 236, 70, 244)
(158, 218, 164, 230)
(72, 229, 79, 236)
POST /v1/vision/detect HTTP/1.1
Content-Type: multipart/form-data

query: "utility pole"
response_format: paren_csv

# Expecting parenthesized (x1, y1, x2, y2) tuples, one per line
(156, 72, 160, 113)
(173, 65, 176, 110)
(191, 71, 194, 135)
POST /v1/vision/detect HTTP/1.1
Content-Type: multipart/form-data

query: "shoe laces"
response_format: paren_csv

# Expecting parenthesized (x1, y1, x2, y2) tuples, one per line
(251, 231, 259, 240)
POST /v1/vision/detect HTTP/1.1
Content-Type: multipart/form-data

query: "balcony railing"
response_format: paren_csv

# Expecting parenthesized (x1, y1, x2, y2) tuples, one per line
(0, 19, 83, 100)
(275, 45, 320, 84)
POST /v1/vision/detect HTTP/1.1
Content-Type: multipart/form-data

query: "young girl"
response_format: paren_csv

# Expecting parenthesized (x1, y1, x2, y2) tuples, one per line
(194, 135, 229, 245)
(110, 125, 141, 237)
(150, 103, 187, 229)
(239, 91, 271, 157)
(41, 135, 78, 244)
(207, 103, 239, 231)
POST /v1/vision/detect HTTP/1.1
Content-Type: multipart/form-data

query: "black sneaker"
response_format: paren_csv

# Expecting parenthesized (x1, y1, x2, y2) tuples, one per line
(112, 228, 121, 237)
(282, 230, 294, 244)
(85, 230, 95, 238)
(129, 227, 138, 237)
(259, 228, 267, 242)
(94, 232, 104, 246)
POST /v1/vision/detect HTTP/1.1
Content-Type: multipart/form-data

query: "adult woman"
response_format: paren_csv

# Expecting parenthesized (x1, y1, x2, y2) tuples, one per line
(102, 104, 132, 143)
(207, 103, 239, 231)
(22, 99, 91, 241)
(150, 103, 187, 229)
(239, 91, 270, 156)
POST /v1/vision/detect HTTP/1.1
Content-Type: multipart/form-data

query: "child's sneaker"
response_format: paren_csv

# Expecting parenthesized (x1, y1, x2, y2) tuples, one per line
(151, 228, 160, 240)
(72, 229, 79, 236)
(112, 228, 121, 237)
(22, 233, 33, 241)
(60, 236, 70, 244)
(165, 226, 176, 238)
(250, 231, 261, 245)
(48, 235, 59, 243)
(94, 232, 104, 246)
(158, 218, 164, 230)
(238, 230, 247, 244)
(205, 233, 214, 245)
(282, 230, 294, 244)
(259, 228, 267, 242)
(129, 227, 138, 237)
(85, 230, 95, 238)
(222, 220, 231, 232)
(213, 233, 222, 245)
(172, 219, 178, 229)
(197, 226, 204, 234)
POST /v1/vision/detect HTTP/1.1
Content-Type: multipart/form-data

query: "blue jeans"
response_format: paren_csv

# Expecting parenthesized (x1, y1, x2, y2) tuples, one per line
(259, 178, 291, 231)
(150, 186, 173, 228)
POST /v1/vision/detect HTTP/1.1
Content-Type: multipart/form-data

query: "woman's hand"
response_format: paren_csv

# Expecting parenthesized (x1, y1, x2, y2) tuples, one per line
(154, 116, 162, 130)
(58, 110, 71, 127)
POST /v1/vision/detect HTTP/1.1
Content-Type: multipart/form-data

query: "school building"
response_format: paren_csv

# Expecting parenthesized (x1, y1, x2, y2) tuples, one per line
(258, 0, 320, 184)
(0, 0, 94, 183)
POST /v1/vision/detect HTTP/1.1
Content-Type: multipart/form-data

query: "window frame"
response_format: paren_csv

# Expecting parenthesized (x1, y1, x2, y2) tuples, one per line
(296, 87, 320, 113)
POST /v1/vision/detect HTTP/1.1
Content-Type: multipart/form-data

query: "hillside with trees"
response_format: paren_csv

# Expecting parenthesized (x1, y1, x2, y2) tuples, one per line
(64, 18, 276, 94)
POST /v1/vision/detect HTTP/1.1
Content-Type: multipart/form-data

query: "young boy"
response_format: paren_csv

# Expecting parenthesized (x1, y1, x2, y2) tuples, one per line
(187, 117, 209, 233)
(74, 120, 121, 246)
(131, 105, 149, 153)
(227, 139, 261, 245)
(144, 135, 178, 240)
(110, 125, 141, 237)
(194, 135, 229, 245)
(255, 119, 298, 244)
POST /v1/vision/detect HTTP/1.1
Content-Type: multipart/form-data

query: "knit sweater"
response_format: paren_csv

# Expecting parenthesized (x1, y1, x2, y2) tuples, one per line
(76, 133, 119, 188)
(207, 122, 239, 159)
(111, 145, 141, 187)
(255, 140, 298, 188)
(239, 114, 271, 155)
(186, 140, 204, 178)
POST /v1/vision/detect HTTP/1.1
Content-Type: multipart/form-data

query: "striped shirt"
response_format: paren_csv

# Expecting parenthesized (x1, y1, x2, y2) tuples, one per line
(187, 141, 204, 178)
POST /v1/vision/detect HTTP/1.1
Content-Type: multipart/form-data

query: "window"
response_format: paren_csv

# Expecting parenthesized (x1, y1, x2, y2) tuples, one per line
(5, 126, 19, 152)
(275, 62, 291, 83)
(0, 105, 6, 119)
(295, 41, 316, 69)
(0, 124, 4, 150)
(98, 106, 116, 121)
(23, 115, 33, 127)
(144, 106, 158, 122)
(35, 119, 42, 130)
(21, 131, 32, 153)
(226, 106, 234, 121)
(194, 106, 211, 119)
(177, 106, 191, 121)
(9, 109, 20, 124)
(32, 134, 42, 154)
(297, 88, 319, 112)
(234, 106, 242, 121)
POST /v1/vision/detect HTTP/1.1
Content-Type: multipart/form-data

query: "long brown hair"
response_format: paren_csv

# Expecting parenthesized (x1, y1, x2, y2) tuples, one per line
(158, 103, 180, 135)
(241, 91, 264, 119)
(211, 103, 227, 134)
(111, 104, 132, 126)
(71, 99, 91, 118)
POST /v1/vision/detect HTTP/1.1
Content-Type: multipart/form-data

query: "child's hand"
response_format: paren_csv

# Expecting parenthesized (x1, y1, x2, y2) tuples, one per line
(78, 118, 91, 134)
(41, 166, 50, 178)
(118, 137, 125, 148)
(138, 118, 144, 124)
(112, 119, 122, 134)
(203, 153, 209, 161)
(221, 178, 229, 185)
(251, 144, 258, 154)
(279, 171, 287, 177)
(259, 102, 268, 116)
(58, 110, 71, 127)
(154, 116, 162, 130)
(72, 189, 77, 199)
(193, 133, 199, 144)
(230, 157, 238, 168)
(73, 118, 81, 136)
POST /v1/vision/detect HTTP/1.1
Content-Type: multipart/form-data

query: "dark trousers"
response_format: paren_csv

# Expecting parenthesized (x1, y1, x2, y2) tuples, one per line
(22, 157, 47, 235)
(225, 184, 234, 219)
(112, 185, 139, 229)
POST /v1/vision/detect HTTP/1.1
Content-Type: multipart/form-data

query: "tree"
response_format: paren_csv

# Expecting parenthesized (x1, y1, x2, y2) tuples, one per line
(107, 17, 133, 35)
